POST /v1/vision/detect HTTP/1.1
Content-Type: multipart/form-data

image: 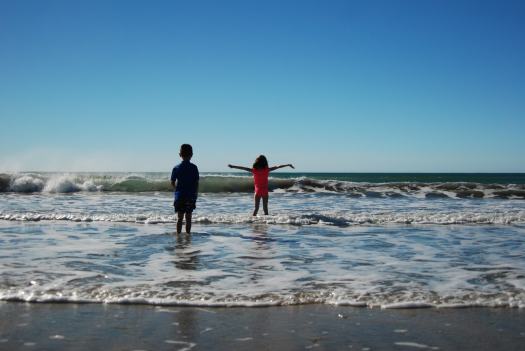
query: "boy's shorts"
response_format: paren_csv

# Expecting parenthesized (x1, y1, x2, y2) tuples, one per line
(174, 198, 196, 213)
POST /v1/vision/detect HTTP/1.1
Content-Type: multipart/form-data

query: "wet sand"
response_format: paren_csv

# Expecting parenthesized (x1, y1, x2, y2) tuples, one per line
(0, 302, 524, 350)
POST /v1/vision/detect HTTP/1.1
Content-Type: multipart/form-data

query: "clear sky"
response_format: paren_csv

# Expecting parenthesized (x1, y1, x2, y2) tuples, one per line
(1, 0, 524, 172)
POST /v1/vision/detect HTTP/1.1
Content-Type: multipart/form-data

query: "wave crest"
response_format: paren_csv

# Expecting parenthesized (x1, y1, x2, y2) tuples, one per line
(1, 173, 525, 199)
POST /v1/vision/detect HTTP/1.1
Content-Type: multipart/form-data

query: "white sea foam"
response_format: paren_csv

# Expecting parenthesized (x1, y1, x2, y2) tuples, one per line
(1, 210, 524, 226)
(163, 340, 196, 351)
(1, 290, 523, 308)
(394, 342, 439, 350)
(382, 302, 434, 309)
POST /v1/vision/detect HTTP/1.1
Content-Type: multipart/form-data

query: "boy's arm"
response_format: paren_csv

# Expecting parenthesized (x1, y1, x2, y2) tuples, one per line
(269, 164, 295, 171)
(228, 164, 252, 172)
(170, 167, 177, 188)
(195, 167, 199, 198)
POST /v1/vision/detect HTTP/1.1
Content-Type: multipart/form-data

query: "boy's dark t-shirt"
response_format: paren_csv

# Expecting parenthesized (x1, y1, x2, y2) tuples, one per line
(171, 160, 199, 201)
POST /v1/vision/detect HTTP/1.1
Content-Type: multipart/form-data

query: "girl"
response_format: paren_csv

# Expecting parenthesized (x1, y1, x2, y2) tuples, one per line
(228, 155, 294, 216)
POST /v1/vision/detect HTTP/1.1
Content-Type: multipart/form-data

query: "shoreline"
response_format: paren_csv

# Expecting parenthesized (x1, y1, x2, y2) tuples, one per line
(1, 302, 524, 350)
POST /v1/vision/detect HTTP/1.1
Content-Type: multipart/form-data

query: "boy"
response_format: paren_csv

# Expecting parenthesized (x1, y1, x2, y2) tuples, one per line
(170, 144, 199, 234)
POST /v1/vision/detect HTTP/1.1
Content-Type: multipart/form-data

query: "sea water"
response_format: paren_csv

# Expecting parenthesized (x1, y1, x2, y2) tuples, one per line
(0, 172, 524, 308)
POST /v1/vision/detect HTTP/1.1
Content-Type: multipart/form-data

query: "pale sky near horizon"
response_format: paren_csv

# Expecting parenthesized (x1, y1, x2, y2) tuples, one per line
(1, 0, 524, 172)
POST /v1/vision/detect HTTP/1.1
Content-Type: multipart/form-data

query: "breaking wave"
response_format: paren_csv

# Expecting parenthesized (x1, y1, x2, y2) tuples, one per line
(1, 172, 525, 199)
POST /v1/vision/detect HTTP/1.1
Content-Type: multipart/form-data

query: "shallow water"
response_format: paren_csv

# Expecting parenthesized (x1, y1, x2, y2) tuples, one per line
(1, 191, 524, 308)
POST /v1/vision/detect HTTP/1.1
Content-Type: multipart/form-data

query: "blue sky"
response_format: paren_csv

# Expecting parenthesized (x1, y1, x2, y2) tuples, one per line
(1, 0, 524, 172)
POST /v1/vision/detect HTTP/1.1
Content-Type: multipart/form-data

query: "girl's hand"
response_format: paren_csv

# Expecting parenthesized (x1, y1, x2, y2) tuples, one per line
(228, 164, 233, 168)
(289, 164, 295, 169)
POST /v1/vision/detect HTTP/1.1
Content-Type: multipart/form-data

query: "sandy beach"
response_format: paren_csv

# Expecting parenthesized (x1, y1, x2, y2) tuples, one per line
(0, 302, 524, 350)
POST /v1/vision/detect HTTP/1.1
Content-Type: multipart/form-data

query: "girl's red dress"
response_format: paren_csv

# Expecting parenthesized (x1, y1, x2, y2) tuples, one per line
(252, 168, 270, 197)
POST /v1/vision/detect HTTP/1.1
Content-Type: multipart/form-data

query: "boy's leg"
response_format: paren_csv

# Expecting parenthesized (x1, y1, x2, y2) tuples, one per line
(176, 211, 184, 234)
(262, 196, 269, 215)
(253, 195, 261, 216)
(184, 211, 192, 234)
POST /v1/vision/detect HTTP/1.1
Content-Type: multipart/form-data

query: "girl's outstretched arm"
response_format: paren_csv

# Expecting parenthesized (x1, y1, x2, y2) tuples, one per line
(228, 164, 252, 172)
(269, 164, 295, 171)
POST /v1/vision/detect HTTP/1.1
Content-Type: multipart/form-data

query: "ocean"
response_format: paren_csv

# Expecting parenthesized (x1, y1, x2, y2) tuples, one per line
(0, 172, 524, 308)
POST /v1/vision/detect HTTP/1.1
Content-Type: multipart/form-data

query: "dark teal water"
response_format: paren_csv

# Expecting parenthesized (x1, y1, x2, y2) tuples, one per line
(251, 173, 525, 184)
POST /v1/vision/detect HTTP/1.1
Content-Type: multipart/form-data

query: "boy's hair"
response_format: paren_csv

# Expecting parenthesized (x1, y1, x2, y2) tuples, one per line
(180, 144, 193, 158)
(252, 155, 268, 169)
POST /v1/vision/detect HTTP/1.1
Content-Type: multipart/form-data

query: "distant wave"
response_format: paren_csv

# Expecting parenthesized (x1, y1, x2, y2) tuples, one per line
(1, 210, 524, 226)
(1, 173, 525, 199)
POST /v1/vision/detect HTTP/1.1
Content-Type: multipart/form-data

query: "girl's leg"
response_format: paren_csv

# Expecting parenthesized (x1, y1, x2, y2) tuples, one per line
(176, 211, 185, 234)
(185, 212, 192, 234)
(262, 196, 269, 215)
(253, 194, 261, 216)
